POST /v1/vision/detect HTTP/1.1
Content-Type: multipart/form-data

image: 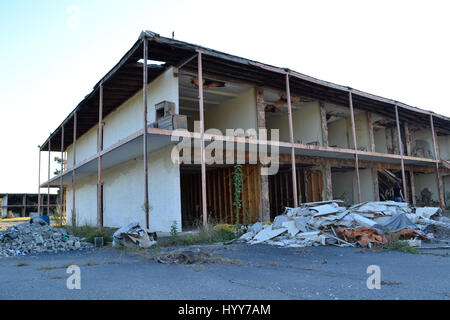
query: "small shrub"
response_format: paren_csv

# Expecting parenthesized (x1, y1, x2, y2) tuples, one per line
(384, 233, 421, 254)
(170, 221, 179, 238)
(67, 224, 113, 244)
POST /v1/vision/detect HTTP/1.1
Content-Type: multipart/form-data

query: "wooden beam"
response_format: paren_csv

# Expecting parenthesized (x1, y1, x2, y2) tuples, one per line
(320, 102, 329, 148)
(198, 51, 208, 227)
(405, 122, 412, 156)
(325, 164, 332, 200)
(430, 115, 445, 210)
(256, 87, 271, 222)
(286, 74, 298, 207)
(373, 168, 380, 201)
(349, 92, 361, 203)
(367, 112, 375, 153)
(395, 104, 408, 203)
(410, 170, 417, 206)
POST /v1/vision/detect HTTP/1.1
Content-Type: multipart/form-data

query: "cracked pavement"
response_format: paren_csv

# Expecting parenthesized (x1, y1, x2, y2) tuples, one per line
(0, 243, 449, 299)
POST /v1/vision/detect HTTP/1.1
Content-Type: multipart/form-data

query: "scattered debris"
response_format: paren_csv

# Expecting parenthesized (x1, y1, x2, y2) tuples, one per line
(112, 222, 157, 249)
(0, 222, 92, 257)
(238, 201, 449, 248)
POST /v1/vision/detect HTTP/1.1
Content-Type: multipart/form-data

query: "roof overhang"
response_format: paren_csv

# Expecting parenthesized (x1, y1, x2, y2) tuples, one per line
(40, 30, 450, 152)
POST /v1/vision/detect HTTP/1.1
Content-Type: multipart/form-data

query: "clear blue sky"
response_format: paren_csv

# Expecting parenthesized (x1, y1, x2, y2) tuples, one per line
(1, 0, 449, 193)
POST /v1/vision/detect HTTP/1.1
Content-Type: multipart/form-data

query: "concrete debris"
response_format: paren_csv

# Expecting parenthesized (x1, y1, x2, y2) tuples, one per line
(0, 222, 92, 257)
(415, 207, 441, 219)
(241, 200, 448, 248)
(112, 222, 157, 249)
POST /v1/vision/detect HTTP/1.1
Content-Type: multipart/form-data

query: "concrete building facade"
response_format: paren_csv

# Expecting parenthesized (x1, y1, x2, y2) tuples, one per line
(39, 31, 450, 232)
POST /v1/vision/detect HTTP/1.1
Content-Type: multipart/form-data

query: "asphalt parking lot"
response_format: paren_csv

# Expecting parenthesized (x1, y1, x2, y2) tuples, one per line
(0, 243, 449, 300)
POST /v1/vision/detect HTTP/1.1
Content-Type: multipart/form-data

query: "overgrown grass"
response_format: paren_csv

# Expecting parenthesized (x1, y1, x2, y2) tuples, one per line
(383, 233, 422, 254)
(162, 222, 240, 247)
(65, 224, 114, 244)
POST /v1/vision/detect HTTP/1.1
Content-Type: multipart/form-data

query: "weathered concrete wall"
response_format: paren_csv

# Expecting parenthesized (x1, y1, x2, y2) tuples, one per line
(205, 88, 257, 135)
(374, 127, 388, 154)
(66, 125, 98, 168)
(410, 128, 434, 159)
(438, 135, 450, 161)
(358, 169, 376, 202)
(328, 118, 349, 149)
(267, 102, 323, 145)
(332, 171, 353, 205)
(332, 168, 375, 205)
(347, 112, 370, 151)
(66, 67, 179, 168)
(414, 172, 439, 203)
(66, 145, 182, 233)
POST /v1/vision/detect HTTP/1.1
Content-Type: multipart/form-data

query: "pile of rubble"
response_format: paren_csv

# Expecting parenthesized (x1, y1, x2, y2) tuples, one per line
(238, 200, 450, 248)
(0, 218, 93, 257)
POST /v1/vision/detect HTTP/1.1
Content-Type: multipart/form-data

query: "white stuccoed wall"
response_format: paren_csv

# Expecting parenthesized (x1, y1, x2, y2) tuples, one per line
(65, 67, 181, 232)
(66, 67, 179, 166)
(66, 145, 182, 232)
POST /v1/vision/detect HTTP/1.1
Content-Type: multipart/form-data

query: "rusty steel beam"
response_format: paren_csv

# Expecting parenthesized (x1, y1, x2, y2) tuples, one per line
(286, 74, 298, 208)
(143, 38, 150, 229)
(395, 104, 408, 203)
(60, 125, 64, 225)
(47, 137, 51, 216)
(430, 115, 445, 210)
(37, 149, 41, 216)
(349, 92, 362, 203)
(198, 50, 208, 226)
(97, 83, 104, 230)
(72, 112, 77, 227)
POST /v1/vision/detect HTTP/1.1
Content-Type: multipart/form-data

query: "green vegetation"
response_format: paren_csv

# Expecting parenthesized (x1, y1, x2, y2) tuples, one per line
(383, 233, 422, 254)
(66, 224, 114, 244)
(161, 222, 240, 247)
(232, 164, 243, 224)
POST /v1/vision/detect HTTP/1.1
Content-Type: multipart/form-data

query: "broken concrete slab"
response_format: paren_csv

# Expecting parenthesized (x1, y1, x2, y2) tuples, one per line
(250, 225, 287, 244)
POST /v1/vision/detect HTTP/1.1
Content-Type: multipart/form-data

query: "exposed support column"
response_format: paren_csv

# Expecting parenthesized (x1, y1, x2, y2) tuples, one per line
(198, 51, 208, 226)
(47, 137, 51, 216)
(348, 91, 361, 203)
(395, 104, 408, 203)
(367, 112, 380, 201)
(60, 126, 64, 225)
(410, 170, 416, 206)
(320, 102, 332, 200)
(22, 194, 26, 217)
(430, 115, 445, 210)
(38, 148, 41, 216)
(256, 87, 270, 222)
(286, 74, 298, 208)
(72, 112, 77, 227)
(97, 83, 104, 230)
(404, 122, 412, 156)
(143, 38, 150, 229)
(319, 102, 328, 148)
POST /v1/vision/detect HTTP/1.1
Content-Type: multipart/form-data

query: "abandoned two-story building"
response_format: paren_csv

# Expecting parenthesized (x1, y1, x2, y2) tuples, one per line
(38, 30, 450, 233)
